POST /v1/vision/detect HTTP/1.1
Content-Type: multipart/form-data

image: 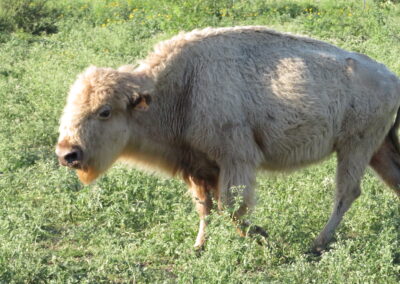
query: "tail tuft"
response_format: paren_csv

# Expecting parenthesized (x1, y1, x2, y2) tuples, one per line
(388, 108, 400, 153)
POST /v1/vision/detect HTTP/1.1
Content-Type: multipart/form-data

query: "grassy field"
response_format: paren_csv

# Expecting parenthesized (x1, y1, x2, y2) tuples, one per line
(0, 0, 399, 282)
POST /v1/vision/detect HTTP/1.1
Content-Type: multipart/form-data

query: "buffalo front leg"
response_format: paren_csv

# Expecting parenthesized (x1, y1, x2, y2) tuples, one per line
(188, 177, 213, 249)
(312, 150, 368, 254)
(218, 162, 267, 238)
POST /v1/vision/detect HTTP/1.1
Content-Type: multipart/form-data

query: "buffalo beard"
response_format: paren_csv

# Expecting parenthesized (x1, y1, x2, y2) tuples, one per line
(76, 167, 101, 185)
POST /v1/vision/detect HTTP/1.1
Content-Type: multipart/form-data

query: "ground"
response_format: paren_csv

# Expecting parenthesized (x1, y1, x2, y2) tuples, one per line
(0, 0, 399, 282)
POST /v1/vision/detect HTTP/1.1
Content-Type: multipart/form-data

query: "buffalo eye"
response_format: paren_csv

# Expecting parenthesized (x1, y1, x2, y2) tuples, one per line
(97, 105, 112, 120)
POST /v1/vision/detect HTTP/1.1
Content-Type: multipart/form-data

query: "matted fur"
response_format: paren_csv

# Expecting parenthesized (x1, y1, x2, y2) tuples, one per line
(57, 26, 400, 252)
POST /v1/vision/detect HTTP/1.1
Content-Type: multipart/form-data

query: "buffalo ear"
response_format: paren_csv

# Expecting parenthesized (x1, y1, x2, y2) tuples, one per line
(130, 93, 152, 111)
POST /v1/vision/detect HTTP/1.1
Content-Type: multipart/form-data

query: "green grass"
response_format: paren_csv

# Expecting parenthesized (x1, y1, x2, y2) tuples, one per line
(1, 0, 399, 282)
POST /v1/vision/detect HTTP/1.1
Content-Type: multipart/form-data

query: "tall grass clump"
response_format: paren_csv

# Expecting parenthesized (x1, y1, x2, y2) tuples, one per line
(0, 0, 59, 35)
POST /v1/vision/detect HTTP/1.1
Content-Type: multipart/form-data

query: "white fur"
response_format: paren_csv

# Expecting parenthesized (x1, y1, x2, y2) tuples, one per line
(58, 27, 400, 251)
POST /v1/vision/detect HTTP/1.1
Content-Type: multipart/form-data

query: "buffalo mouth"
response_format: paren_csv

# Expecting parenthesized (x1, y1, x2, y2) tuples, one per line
(60, 159, 83, 169)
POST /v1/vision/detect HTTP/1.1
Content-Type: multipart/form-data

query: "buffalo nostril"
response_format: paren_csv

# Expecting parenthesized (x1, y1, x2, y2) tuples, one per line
(64, 151, 79, 164)
(61, 146, 83, 168)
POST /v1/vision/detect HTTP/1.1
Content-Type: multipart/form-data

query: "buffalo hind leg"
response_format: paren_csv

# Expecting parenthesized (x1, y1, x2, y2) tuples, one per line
(370, 137, 400, 197)
(312, 150, 368, 254)
(188, 177, 213, 249)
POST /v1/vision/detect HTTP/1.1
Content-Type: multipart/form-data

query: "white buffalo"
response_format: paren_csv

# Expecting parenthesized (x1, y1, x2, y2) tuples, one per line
(56, 26, 400, 253)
